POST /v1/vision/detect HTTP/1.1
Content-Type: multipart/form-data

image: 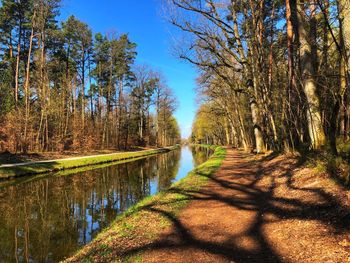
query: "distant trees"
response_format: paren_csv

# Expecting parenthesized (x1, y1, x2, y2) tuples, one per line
(168, 0, 350, 154)
(0, 0, 180, 153)
(191, 103, 228, 145)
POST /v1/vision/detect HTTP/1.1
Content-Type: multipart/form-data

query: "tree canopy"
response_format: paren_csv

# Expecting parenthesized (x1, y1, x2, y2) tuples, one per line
(166, 0, 350, 154)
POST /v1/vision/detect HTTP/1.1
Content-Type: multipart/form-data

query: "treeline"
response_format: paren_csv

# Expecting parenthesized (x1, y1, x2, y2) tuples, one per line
(0, 0, 180, 153)
(169, 0, 350, 154)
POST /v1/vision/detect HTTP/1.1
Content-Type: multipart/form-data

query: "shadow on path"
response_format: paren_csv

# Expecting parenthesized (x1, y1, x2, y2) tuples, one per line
(121, 150, 350, 262)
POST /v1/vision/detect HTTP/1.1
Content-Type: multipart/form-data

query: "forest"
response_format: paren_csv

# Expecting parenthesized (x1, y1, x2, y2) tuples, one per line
(181, 0, 349, 156)
(0, 0, 181, 153)
(1, 1, 350, 262)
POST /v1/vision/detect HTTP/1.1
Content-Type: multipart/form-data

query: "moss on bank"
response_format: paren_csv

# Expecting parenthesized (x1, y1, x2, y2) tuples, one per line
(0, 146, 179, 179)
(63, 146, 226, 263)
(306, 151, 350, 187)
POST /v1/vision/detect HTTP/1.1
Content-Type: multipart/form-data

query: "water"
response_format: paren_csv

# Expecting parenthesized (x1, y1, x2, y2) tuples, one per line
(0, 146, 213, 263)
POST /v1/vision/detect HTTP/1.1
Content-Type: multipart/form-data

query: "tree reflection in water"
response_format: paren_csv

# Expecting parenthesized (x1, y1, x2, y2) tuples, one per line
(191, 145, 214, 166)
(0, 146, 212, 262)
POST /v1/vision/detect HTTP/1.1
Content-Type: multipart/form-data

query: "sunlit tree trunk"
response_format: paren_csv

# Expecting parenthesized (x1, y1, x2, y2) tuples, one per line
(338, 0, 350, 69)
(23, 12, 36, 153)
(333, 0, 350, 149)
(297, 0, 326, 149)
(81, 46, 85, 129)
(231, 6, 264, 152)
(246, 77, 265, 153)
(250, 99, 265, 153)
(286, 0, 296, 96)
(14, 21, 22, 105)
(117, 78, 124, 148)
(224, 118, 230, 146)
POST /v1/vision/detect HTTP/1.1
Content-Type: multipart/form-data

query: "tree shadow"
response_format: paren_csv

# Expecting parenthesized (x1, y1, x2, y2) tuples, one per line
(120, 150, 350, 262)
(0, 151, 43, 165)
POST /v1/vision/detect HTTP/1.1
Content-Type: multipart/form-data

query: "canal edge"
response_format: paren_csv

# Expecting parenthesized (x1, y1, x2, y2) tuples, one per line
(62, 145, 226, 263)
(0, 145, 180, 179)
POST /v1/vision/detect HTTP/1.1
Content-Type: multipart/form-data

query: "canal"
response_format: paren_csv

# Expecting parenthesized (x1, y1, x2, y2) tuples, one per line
(0, 146, 213, 263)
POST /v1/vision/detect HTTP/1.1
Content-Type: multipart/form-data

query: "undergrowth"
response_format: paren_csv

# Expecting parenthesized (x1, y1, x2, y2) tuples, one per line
(304, 140, 350, 187)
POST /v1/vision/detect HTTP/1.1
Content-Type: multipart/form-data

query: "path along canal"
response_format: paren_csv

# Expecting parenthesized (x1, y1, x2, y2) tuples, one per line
(0, 146, 213, 263)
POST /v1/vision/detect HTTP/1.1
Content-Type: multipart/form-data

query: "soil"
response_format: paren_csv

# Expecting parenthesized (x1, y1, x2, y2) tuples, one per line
(140, 149, 350, 262)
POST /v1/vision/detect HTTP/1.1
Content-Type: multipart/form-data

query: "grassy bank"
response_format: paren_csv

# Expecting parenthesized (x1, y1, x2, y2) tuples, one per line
(0, 146, 178, 179)
(296, 140, 350, 187)
(63, 146, 226, 263)
(0, 152, 176, 188)
(305, 151, 350, 187)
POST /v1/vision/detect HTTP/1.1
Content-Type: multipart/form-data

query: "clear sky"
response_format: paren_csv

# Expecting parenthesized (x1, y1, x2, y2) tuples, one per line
(59, 0, 197, 138)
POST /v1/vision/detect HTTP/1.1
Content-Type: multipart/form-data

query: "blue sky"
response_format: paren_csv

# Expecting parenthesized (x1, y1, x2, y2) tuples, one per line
(59, 0, 197, 138)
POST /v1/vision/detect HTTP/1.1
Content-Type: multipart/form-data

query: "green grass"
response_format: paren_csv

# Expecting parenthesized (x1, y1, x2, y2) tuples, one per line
(63, 145, 226, 263)
(337, 140, 350, 153)
(0, 146, 179, 179)
(0, 153, 176, 188)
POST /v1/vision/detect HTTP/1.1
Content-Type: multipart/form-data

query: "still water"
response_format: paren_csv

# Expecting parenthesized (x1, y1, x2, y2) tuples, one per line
(0, 146, 213, 263)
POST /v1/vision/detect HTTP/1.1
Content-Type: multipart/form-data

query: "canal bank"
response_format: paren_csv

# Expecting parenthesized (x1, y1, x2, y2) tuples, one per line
(0, 146, 178, 179)
(63, 146, 226, 263)
(0, 145, 218, 262)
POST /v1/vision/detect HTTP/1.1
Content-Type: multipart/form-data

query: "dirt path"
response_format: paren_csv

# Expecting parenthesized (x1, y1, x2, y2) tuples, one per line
(141, 149, 350, 262)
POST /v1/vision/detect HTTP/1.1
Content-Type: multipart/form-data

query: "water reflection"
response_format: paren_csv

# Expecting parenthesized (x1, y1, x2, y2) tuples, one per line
(0, 146, 212, 262)
(191, 145, 214, 166)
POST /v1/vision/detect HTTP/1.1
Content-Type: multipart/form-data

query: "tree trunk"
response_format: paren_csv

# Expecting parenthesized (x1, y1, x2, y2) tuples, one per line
(117, 78, 124, 149)
(234, 102, 250, 151)
(286, 0, 296, 90)
(297, 0, 326, 149)
(15, 20, 22, 105)
(321, 0, 330, 71)
(250, 98, 265, 153)
(338, 0, 350, 69)
(330, 0, 350, 152)
(23, 14, 36, 153)
(224, 118, 230, 146)
(330, 98, 340, 155)
(81, 48, 85, 129)
(247, 79, 266, 153)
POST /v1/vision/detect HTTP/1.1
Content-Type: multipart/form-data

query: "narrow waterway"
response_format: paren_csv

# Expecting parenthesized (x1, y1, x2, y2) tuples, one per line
(0, 146, 213, 263)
